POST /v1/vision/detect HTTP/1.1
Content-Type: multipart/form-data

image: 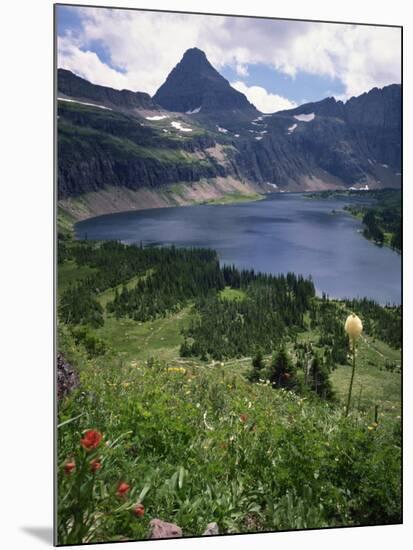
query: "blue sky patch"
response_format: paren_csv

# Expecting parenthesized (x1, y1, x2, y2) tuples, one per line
(221, 64, 346, 104)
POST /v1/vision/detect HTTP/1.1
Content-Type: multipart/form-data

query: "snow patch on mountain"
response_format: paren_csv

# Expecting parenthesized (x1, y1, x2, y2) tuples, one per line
(186, 106, 201, 114)
(58, 97, 112, 110)
(171, 121, 193, 132)
(294, 113, 315, 122)
(145, 115, 169, 121)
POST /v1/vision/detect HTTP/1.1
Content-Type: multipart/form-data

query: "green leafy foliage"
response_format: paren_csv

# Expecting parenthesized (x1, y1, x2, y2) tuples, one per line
(57, 341, 401, 543)
(71, 326, 108, 358)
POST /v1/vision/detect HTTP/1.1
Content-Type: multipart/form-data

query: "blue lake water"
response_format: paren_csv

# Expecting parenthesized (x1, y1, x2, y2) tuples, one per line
(75, 193, 401, 304)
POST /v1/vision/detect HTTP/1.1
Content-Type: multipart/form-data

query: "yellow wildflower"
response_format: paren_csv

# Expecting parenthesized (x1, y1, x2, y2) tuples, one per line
(167, 367, 186, 374)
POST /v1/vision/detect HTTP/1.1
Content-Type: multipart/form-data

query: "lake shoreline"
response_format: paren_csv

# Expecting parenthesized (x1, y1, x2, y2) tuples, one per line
(343, 208, 401, 255)
(58, 177, 268, 230)
(59, 183, 370, 231)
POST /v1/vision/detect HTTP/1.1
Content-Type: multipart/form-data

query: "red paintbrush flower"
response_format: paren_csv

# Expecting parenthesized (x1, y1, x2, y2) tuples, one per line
(80, 430, 102, 451)
(117, 482, 130, 497)
(90, 458, 102, 473)
(133, 503, 145, 517)
(64, 461, 75, 474)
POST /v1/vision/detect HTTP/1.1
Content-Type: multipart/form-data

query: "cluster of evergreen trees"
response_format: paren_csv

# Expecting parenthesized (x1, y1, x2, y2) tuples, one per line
(107, 248, 223, 321)
(362, 210, 385, 245)
(180, 272, 316, 360)
(309, 295, 348, 364)
(57, 234, 71, 264)
(59, 284, 104, 327)
(247, 345, 334, 400)
(59, 241, 224, 325)
(345, 190, 401, 251)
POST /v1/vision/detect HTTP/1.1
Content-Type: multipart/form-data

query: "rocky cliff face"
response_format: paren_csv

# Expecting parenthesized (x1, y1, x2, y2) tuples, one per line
(57, 101, 229, 199)
(277, 84, 401, 176)
(153, 48, 258, 114)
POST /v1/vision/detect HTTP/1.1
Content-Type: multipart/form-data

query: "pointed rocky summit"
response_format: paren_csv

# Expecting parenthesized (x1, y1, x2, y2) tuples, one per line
(153, 47, 258, 114)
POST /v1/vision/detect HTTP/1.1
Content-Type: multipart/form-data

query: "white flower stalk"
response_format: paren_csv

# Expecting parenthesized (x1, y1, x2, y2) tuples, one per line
(345, 314, 363, 340)
(344, 313, 363, 417)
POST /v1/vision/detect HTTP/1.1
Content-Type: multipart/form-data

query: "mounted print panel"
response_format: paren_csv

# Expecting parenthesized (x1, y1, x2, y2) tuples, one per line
(55, 3, 402, 546)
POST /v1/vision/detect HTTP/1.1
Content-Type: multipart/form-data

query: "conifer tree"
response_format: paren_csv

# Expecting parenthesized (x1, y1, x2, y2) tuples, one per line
(269, 347, 297, 390)
(248, 347, 265, 382)
(310, 353, 334, 399)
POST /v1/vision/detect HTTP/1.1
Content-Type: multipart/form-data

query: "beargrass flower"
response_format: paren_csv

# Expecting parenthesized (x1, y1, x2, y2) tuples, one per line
(80, 430, 103, 451)
(345, 313, 363, 340)
(344, 313, 363, 417)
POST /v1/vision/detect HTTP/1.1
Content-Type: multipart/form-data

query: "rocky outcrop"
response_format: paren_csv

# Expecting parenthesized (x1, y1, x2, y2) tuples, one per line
(58, 154, 225, 199)
(57, 101, 228, 199)
(57, 352, 79, 400)
(277, 84, 401, 174)
(202, 522, 219, 536)
(149, 519, 182, 539)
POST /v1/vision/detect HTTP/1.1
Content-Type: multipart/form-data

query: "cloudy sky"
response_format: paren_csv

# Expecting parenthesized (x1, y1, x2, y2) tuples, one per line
(56, 5, 401, 113)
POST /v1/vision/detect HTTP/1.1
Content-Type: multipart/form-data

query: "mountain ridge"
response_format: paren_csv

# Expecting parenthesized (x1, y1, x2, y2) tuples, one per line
(57, 68, 158, 111)
(57, 48, 401, 219)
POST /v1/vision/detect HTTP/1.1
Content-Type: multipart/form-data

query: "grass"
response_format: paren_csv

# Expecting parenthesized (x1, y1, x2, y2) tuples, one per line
(330, 334, 401, 416)
(97, 273, 152, 309)
(93, 307, 194, 364)
(202, 192, 264, 205)
(219, 287, 247, 301)
(59, 120, 209, 167)
(57, 207, 76, 236)
(330, 361, 401, 417)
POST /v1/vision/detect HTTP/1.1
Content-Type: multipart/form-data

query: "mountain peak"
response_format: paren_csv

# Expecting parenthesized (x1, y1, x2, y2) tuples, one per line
(182, 47, 208, 60)
(153, 48, 258, 114)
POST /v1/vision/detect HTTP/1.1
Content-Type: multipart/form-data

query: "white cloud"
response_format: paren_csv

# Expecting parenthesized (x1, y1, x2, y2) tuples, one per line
(58, 36, 130, 90)
(235, 63, 249, 77)
(231, 81, 296, 113)
(57, 7, 401, 101)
